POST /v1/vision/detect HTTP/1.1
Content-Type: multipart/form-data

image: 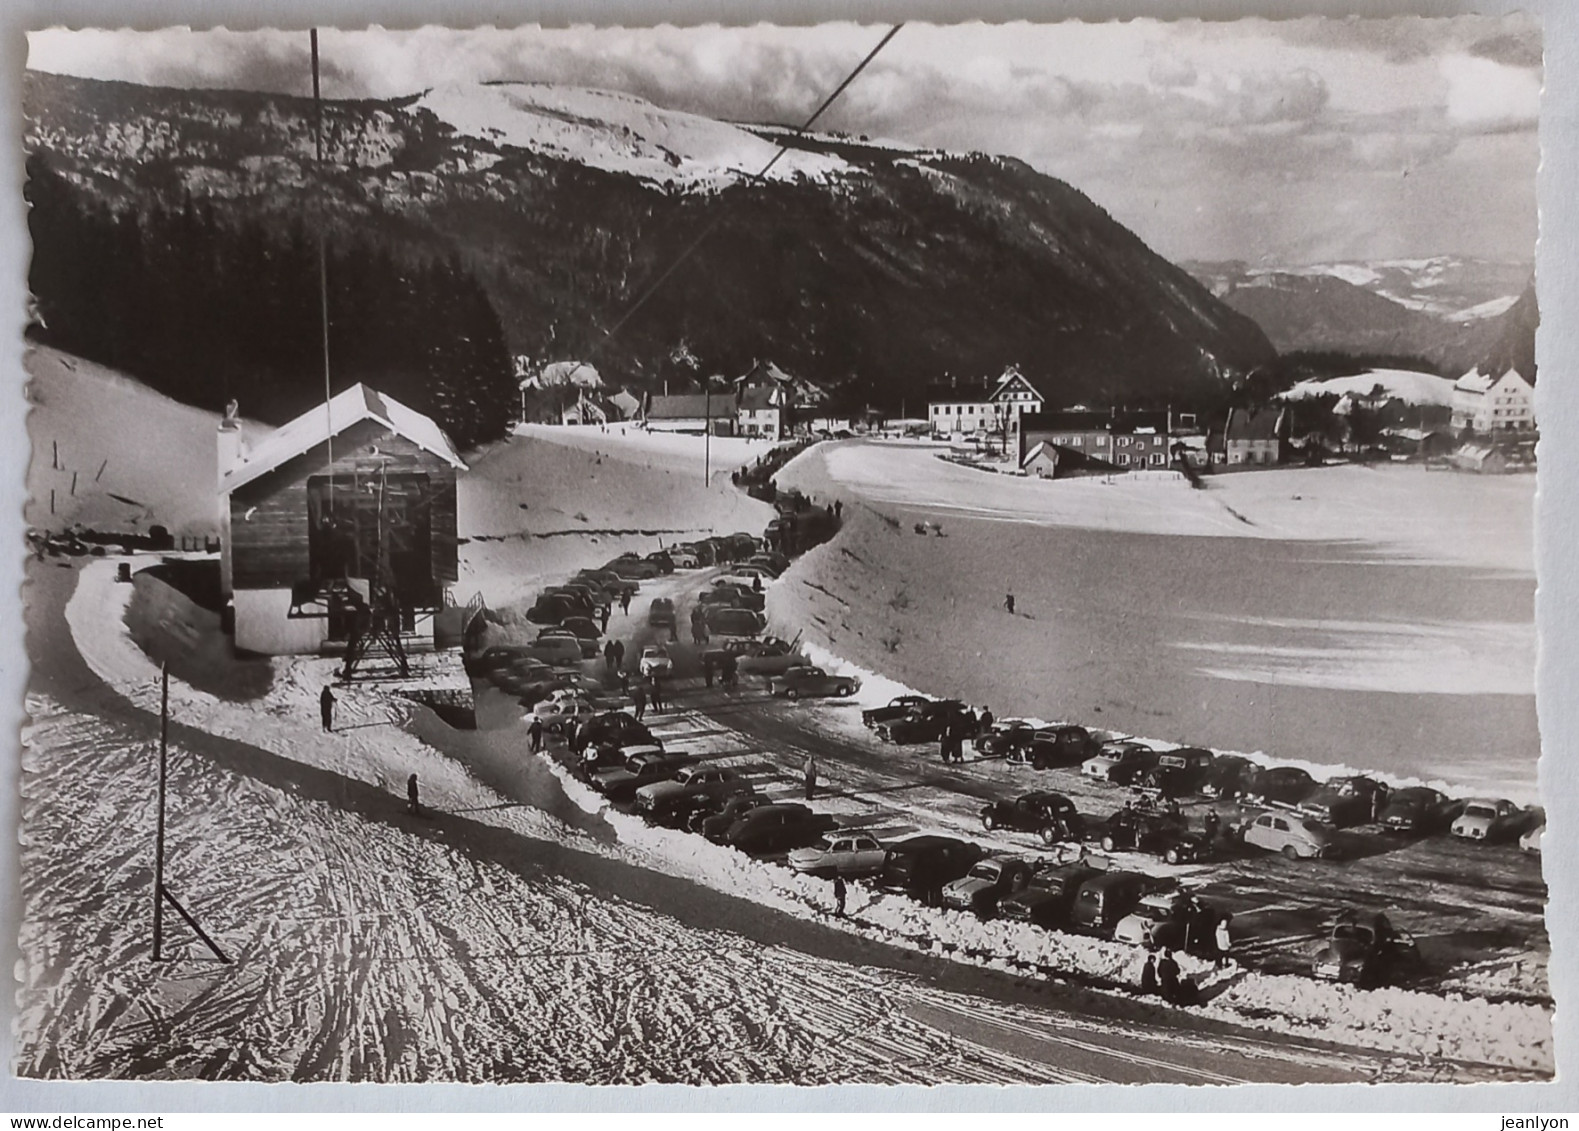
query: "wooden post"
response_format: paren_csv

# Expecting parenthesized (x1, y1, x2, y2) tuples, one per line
(70, 471, 78, 496)
(52, 440, 58, 469)
(49, 489, 54, 515)
(96, 458, 108, 482)
(153, 664, 168, 961)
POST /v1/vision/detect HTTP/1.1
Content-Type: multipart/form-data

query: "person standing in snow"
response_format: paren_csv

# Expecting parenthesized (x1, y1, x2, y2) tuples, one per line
(631, 684, 647, 721)
(320, 685, 336, 732)
(619, 591, 631, 615)
(600, 604, 611, 633)
(978, 706, 994, 735)
(803, 755, 818, 801)
(1140, 951, 1158, 996)
(1157, 949, 1181, 1004)
(563, 717, 578, 752)
(1203, 808, 1221, 843)
(407, 773, 421, 816)
(833, 874, 847, 917)
(528, 717, 544, 753)
(1004, 592, 1016, 615)
(613, 639, 626, 669)
(1215, 914, 1234, 968)
(648, 675, 663, 714)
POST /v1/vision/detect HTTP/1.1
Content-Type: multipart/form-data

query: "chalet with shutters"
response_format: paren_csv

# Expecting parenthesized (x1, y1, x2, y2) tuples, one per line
(641, 392, 739, 435)
(1219, 406, 1287, 466)
(217, 385, 466, 656)
(1017, 409, 1183, 474)
(1450, 367, 1536, 434)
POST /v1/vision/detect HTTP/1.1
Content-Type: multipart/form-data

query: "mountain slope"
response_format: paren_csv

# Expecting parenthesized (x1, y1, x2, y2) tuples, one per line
(24, 70, 1274, 413)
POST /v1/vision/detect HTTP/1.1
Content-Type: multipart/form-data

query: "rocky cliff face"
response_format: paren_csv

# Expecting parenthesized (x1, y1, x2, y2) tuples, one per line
(25, 70, 1275, 411)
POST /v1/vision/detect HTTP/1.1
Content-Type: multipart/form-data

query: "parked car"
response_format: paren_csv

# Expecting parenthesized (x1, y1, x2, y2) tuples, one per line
(873, 700, 966, 744)
(940, 856, 1034, 918)
(1378, 786, 1463, 835)
(747, 551, 790, 574)
(706, 606, 768, 639)
(526, 594, 577, 625)
(467, 644, 535, 676)
(647, 598, 677, 629)
(1024, 725, 1097, 769)
(644, 550, 676, 575)
(638, 645, 674, 678)
(634, 765, 750, 824)
(577, 569, 638, 599)
(578, 741, 663, 780)
(877, 836, 987, 905)
(1069, 871, 1152, 935)
(787, 832, 888, 878)
(1520, 820, 1544, 855)
(1239, 766, 1319, 809)
(668, 547, 702, 570)
(1100, 810, 1208, 864)
(1114, 889, 1199, 950)
(1311, 912, 1423, 987)
(1450, 798, 1524, 843)
(1200, 755, 1254, 801)
(1239, 811, 1334, 860)
(979, 792, 1081, 844)
(693, 793, 771, 840)
(528, 690, 599, 734)
(769, 666, 860, 699)
(607, 557, 660, 581)
(973, 719, 1039, 760)
(1139, 748, 1216, 799)
(537, 627, 598, 660)
(723, 803, 837, 854)
(526, 635, 585, 667)
(555, 583, 610, 613)
(559, 615, 603, 642)
(862, 694, 934, 730)
(544, 588, 597, 617)
(589, 750, 698, 800)
(1081, 741, 1159, 785)
(734, 637, 809, 676)
(572, 710, 655, 755)
(998, 853, 1106, 927)
(698, 587, 765, 613)
(1299, 776, 1388, 827)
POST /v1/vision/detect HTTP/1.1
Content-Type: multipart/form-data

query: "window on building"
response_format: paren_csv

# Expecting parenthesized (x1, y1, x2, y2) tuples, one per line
(1095, 435, 1107, 447)
(1116, 454, 1129, 466)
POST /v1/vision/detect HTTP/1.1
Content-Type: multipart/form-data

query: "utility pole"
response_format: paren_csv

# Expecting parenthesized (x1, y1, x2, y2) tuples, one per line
(153, 663, 168, 961)
(704, 381, 712, 486)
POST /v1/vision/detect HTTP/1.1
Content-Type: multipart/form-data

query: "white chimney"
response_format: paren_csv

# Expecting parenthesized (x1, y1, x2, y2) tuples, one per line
(217, 399, 246, 485)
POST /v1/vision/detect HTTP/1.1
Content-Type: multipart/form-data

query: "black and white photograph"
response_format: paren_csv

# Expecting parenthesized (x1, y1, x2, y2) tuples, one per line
(13, 12, 1555, 1088)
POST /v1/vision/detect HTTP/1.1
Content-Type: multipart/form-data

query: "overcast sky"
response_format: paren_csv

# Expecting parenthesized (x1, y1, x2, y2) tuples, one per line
(27, 18, 1540, 265)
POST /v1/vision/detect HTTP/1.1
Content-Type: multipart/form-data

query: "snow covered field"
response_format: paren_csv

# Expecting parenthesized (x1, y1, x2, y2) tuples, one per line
(1278, 368, 1459, 408)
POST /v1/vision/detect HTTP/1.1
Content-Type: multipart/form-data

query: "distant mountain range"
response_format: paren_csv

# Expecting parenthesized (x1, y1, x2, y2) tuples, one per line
(24, 70, 1276, 415)
(1186, 258, 1534, 377)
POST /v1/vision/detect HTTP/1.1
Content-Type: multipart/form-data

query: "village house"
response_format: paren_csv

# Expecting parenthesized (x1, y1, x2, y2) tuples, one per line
(217, 385, 466, 657)
(1219, 406, 1287, 465)
(641, 392, 739, 435)
(1017, 409, 1177, 473)
(737, 382, 786, 440)
(928, 367, 1046, 441)
(1451, 367, 1536, 434)
(1021, 440, 1060, 479)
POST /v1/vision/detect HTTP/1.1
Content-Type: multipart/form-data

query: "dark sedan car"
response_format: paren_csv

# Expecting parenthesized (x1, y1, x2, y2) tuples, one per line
(1240, 766, 1319, 809)
(1139, 748, 1216, 799)
(1025, 725, 1098, 769)
(1200, 755, 1254, 800)
(723, 803, 837, 854)
(572, 710, 656, 755)
(998, 855, 1106, 927)
(973, 719, 1039, 760)
(1379, 787, 1464, 835)
(1100, 810, 1208, 864)
(862, 694, 935, 730)
(874, 700, 967, 744)
(878, 836, 986, 904)
(980, 792, 1081, 844)
(1311, 912, 1424, 987)
(1299, 775, 1388, 828)
(693, 793, 772, 840)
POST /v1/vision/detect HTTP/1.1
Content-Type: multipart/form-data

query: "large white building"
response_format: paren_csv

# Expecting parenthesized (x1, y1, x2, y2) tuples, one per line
(1450, 367, 1535, 434)
(928, 368, 1045, 439)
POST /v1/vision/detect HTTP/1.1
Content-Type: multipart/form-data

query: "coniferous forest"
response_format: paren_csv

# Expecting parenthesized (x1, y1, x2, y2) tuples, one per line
(25, 153, 516, 451)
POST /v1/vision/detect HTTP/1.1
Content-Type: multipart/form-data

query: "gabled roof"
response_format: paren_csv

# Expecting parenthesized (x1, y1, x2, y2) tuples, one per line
(738, 384, 782, 411)
(1223, 406, 1284, 442)
(1021, 441, 1056, 468)
(645, 393, 737, 420)
(1455, 369, 1494, 394)
(990, 369, 1041, 402)
(221, 384, 466, 495)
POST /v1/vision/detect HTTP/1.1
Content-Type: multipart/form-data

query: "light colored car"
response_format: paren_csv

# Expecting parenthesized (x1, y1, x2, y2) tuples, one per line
(787, 832, 888, 878)
(941, 856, 1033, 917)
(529, 692, 598, 732)
(734, 638, 809, 676)
(1451, 798, 1522, 842)
(638, 645, 673, 678)
(768, 665, 861, 699)
(668, 549, 701, 569)
(1080, 741, 1156, 783)
(1240, 811, 1334, 860)
(1113, 890, 1193, 949)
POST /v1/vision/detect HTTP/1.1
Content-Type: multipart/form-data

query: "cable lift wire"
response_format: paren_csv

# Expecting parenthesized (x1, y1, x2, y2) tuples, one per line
(585, 23, 904, 362)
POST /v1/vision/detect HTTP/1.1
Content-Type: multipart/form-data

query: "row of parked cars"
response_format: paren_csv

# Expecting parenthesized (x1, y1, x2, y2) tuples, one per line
(859, 696, 1546, 857)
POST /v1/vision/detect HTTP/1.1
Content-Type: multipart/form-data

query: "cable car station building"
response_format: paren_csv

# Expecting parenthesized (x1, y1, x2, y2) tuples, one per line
(217, 385, 466, 658)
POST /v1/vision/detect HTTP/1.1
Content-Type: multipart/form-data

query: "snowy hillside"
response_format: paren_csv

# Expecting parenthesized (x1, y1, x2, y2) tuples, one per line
(417, 82, 851, 189)
(1278, 367, 1458, 407)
